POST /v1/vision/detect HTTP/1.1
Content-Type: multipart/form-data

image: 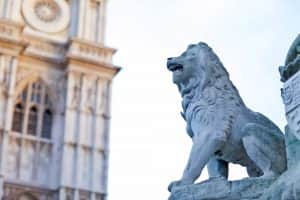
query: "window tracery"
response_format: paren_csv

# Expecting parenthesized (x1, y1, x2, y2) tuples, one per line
(12, 103, 23, 133)
(42, 109, 52, 139)
(27, 106, 38, 136)
(12, 79, 53, 139)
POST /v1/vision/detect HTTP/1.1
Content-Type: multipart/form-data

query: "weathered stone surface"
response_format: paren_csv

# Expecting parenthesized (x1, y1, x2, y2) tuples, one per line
(169, 178, 275, 200)
(263, 33, 300, 200)
(279, 34, 300, 82)
(281, 70, 300, 141)
(285, 126, 300, 168)
(166, 42, 287, 191)
(259, 163, 300, 200)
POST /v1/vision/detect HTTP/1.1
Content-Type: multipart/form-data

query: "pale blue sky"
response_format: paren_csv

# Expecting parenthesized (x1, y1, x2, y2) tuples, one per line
(105, 1, 300, 199)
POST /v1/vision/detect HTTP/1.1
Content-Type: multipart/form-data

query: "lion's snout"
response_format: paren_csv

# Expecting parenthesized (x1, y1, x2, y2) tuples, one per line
(167, 57, 176, 70)
(167, 58, 184, 72)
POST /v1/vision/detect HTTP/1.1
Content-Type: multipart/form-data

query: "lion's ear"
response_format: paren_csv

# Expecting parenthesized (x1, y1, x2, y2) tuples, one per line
(181, 111, 186, 121)
(198, 42, 208, 47)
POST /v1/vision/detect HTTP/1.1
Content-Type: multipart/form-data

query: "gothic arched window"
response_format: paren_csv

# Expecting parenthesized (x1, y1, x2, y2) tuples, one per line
(27, 106, 38, 136)
(12, 103, 23, 133)
(41, 109, 52, 139)
(12, 80, 54, 139)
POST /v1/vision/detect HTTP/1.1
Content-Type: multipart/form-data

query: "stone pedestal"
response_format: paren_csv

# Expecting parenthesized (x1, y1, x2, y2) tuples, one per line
(169, 178, 275, 200)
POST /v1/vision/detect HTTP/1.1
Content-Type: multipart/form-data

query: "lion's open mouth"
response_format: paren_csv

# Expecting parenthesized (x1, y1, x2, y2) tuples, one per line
(167, 63, 184, 73)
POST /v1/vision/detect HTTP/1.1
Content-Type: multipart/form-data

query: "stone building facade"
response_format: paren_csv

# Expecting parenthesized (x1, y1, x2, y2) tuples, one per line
(0, 0, 120, 199)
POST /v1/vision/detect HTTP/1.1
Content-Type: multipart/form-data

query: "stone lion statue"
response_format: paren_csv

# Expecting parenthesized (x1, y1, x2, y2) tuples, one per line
(167, 42, 287, 191)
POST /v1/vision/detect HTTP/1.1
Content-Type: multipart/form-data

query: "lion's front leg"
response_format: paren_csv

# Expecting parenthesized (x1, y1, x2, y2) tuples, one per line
(169, 132, 227, 191)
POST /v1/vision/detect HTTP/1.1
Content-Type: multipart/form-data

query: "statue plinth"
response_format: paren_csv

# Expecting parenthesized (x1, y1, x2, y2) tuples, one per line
(169, 178, 275, 200)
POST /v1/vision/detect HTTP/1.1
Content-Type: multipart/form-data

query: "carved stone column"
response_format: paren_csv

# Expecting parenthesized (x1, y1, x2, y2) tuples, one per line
(0, 56, 18, 199)
(259, 34, 300, 200)
(280, 34, 300, 168)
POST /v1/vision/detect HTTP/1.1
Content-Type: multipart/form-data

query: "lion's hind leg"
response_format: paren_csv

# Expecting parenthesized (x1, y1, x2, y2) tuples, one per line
(242, 135, 275, 178)
(246, 163, 263, 177)
(207, 157, 228, 179)
(242, 123, 286, 178)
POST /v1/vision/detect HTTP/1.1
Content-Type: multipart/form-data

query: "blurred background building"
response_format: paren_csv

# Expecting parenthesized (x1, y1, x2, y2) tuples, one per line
(0, 0, 119, 199)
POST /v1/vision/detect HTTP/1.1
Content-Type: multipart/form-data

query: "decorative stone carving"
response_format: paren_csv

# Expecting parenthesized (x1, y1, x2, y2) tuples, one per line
(67, 39, 116, 65)
(281, 85, 293, 105)
(98, 80, 109, 115)
(79, 190, 91, 200)
(71, 75, 82, 108)
(16, 68, 37, 86)
(0, 20, 23, 43)
(86, 78, 97, 111)
(22, 0, 70, 33)
(0, 56, 10, 95)
(3, 183, 55, 200)
(34, 1, 60, 22)
(279, 34, 300, 82)
(166, 42, 287, 199)
(282, 72, 300, 140)
(53, 76, 67, 113)
(262, 34, 300, 200)
(23, 37, 66, 63)
(0, 1, 119, 199)
(281, 35, 300, 141)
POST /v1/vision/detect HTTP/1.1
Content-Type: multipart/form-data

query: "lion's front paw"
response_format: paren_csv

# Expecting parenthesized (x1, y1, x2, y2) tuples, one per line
(168, 179, 192, 192)
(168, 180, 181, 192)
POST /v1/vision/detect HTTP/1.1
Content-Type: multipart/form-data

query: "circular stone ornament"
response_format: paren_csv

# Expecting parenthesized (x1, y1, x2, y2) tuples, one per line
(22, 0, 70, 33)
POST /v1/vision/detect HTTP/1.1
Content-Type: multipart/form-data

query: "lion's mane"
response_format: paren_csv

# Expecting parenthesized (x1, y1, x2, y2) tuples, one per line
(180, 43, 245, 138)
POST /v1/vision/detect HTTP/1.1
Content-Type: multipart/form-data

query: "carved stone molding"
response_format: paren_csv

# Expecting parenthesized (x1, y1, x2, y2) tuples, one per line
(85, 77, 98, 112)
(3, 182, 56, 199)
(0, 20, 23, 43)
(70, 74, 81, 109)
(22, 37, 66, 63)
(279, 34, 300, 82)
(283, 70, 300, 140)
(0, 20, 25, 56)
(67, 38, 116, 66)
(34, 1, 60, 22)
(79, 190, 91, 200)
(22, 0, 70, 34)
(65, 188, 75, 199)
(15, 67, 65, 114)
(0, 55, 14, 97)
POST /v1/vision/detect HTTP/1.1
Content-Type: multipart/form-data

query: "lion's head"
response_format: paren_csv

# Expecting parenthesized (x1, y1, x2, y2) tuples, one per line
(167, 42, 230, 96)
